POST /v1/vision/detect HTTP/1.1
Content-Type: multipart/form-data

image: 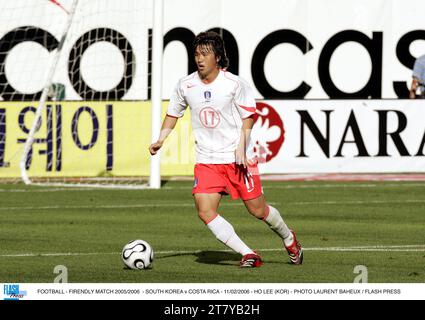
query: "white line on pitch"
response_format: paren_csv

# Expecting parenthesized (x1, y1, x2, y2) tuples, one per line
(1, 182, 425, 193)
(0, 199, 424, 211)
(1, 245, 424, 258)
(0, 202, 263, 211)
(0, 202, 249, 211)
(291, 199, 425, 205)
(326, 244, 425, 249)
(0, 204, 196, 211)
(166, 183, 425, 190)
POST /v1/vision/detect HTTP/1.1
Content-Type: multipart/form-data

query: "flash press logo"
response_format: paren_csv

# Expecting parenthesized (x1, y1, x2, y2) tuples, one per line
(3, 284, 27, 300)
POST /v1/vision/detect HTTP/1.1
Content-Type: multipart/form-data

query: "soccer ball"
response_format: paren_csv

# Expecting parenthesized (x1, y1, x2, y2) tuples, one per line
(122, 239, 154, 270)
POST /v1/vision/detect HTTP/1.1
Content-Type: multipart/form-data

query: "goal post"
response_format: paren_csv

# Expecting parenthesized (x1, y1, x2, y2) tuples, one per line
(149, 0, 163, 189)
(20, 0, 80, 186)
(0, 0, 163, 188)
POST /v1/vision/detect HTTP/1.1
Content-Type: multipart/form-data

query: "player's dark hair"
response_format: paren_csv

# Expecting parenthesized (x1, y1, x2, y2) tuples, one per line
(193, 31, 229, 69)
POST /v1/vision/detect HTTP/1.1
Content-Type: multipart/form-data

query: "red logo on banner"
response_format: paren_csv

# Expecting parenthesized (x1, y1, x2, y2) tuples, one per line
(251, 102, 285, 163)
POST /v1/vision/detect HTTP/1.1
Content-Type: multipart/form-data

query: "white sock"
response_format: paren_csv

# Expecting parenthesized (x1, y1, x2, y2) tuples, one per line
(207, 215, 254, 256)
(263, 206, 293, 246)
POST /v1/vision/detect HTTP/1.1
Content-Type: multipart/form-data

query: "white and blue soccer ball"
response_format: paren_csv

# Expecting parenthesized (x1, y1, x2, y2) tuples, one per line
(122, 239, 154, 270)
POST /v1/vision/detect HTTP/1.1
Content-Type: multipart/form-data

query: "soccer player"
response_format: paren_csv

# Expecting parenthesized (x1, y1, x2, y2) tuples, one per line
(149, 31, 303, 267)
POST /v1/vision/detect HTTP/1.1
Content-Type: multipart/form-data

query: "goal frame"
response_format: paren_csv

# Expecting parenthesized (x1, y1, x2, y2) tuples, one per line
(19, 0, 163, 189)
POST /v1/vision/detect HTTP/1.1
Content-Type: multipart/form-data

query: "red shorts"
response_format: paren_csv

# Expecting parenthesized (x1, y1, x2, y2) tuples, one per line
(192, 163, 263, 201)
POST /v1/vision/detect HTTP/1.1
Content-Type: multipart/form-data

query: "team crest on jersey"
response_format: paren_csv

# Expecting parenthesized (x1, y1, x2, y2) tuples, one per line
(204, 91, 212, 101)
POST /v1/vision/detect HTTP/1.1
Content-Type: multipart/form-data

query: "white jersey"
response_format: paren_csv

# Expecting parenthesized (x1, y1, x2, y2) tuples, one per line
(167, 70, 256, 164)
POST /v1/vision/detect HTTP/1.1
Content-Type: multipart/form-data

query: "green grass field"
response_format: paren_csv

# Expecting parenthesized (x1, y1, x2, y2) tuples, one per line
(0, 180, 424, 283)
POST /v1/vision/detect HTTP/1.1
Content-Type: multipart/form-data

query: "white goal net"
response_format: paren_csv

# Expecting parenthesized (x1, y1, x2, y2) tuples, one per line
(0, 0, 163, 188)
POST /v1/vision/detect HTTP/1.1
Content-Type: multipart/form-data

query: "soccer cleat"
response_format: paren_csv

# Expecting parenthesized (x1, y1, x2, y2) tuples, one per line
(240, 252, 263, 268)
(284, 230, 304, 265)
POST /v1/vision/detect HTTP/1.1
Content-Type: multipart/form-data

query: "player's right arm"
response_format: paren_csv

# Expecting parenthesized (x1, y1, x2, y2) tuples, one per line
(149, 80, 188, 155)
(149, 115, 179, 155)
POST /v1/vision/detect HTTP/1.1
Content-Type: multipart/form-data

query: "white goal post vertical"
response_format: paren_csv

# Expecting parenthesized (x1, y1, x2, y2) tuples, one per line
(149, 0, 163, 189)
(20, 0, 80, 185)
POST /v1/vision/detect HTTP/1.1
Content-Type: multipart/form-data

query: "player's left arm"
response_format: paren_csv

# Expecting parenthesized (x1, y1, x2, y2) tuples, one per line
(234, 78, 257, 168)
(235, 116, 255, 168)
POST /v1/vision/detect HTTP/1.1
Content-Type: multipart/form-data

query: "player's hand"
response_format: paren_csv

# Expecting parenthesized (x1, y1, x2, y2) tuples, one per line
(149, 141, 163, 155)
(246, 157, 257, 166)
(235, 147, 248, 168)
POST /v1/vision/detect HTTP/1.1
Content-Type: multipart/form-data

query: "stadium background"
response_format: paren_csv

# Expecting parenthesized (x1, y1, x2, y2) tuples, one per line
(1, 0, 425, 179)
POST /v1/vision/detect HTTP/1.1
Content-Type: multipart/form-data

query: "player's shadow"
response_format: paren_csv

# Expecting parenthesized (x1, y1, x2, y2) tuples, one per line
(194, 250, 240, 266)
(157, 250, 291, 265)
(154, 250, 239, 266)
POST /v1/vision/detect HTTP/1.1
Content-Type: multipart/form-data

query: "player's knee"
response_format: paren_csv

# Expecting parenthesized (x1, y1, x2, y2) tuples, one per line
(197, 209, 217, 224)
(248, 205, 268, 219)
